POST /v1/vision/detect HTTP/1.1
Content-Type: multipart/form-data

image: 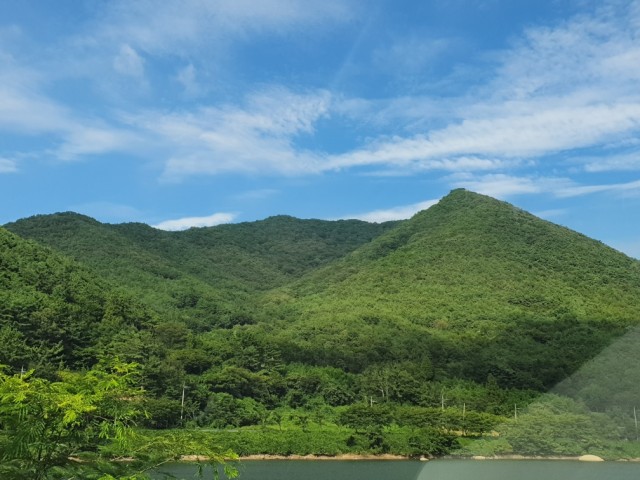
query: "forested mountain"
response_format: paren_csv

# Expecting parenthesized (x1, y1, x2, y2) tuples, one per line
(3, 189, 640, 461)
(232, 190, 639, 394)
(0, 227, 154, 374)
(279, 189, 640, 323)
(5, 213, 397, 329)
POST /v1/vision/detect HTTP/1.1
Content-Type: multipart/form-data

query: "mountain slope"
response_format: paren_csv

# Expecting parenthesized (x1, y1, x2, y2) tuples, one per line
(260, 190, 640, 386)
(5, 190, 640, 391)
(0, 227, 153, 371)
(4, 213, 397, 328)
(275, 189, 640, 323)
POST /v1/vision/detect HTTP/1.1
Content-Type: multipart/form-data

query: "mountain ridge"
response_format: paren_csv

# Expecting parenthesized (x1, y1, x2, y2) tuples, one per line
(249, 190, 640, 385)
(3, 189, 640, 458)
(4, 210, 399, 329)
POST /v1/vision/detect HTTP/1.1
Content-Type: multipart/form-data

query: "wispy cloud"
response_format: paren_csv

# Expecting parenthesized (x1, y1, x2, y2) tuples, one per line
(582, 150, 640, 172)
(92, 0, 355, 56)
(0, 70, 71, 134)
(327, 99, 640, 173)
(557, 178, 640, 198)
(323, 1, 640, 179)
(0, 61, 142, 160)
(3, 0, 640, 218)
(0, 157, 17, 173)
(113, 44, 145, 79)
(372, 34, 454, 76)
(176, 63, 203, 97)
(56, 125, 142, 160)
(342, 199, 438, 223)
(6, 0, 640, 185)
(152, 212, 237, 231)
(0, 0, 356, 169)
(125, 87, 332, 179)
(450, 173, 573, 199)
(450, 173, 640, 200)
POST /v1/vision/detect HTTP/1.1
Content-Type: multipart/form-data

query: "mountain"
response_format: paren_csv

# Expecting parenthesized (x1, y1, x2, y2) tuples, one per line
(4, 213, 397, 329)
(258, 189, 640, 387)
(0, 227, 154, 372)
(272, 189, 640, 322)
(4, 190, 640, 456)
(4, 190, 640, 391)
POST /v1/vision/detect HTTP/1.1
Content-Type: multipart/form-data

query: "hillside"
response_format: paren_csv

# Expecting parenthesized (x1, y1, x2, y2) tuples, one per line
(5, 213, 397, 329)
(259, 190, 640, 387)
(273, 189, 640, 322)
(4, 190, 640, 458)
(4, 190, 640, 391)
(0, 227, 154, 373)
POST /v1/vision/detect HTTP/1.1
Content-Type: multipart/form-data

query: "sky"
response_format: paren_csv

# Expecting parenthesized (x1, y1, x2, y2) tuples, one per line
(1, 0, 640, 258)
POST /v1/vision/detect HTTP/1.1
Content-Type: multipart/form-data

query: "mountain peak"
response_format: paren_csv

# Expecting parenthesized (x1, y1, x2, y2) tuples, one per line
(5, 211, 100, 229)
(437, 188, 504, 208)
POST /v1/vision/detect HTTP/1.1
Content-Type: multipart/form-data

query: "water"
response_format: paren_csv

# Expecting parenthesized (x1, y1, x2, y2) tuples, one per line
(152, 459, 640, 480)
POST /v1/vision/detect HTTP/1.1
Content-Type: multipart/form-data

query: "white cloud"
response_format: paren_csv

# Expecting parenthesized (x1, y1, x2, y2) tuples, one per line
(372, 35, 453, 75)
(113, 44, 145, 79)
(123, 87, 332, 179)
(583, 150, 640, 172)
(0, 157, 17, 173)
(334, 94, 464, 133)
(488, 3, 640, 102)
(0, 71, 71, 134)
(322, 1, 640, 176)
(557, 178, 640, 197)
(3, 0, 640, 197)
(56, 125, 142, 160)
(326, 101, 640, 172)
(450, 173, 640, 200)
(343, 199, 438, 223)
(153, 212, 237, 231)
(95, 0, 355, 56)
(359, 156, 515, 178)
(450, 174, 572, 199)
(0, 63, 142, 160)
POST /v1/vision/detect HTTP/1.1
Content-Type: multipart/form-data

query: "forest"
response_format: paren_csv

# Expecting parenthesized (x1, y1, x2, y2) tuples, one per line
(2, 189, 640, 478)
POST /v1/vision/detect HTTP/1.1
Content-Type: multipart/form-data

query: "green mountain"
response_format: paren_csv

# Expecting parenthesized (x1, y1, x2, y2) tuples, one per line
(4, 189, 640, 458)
(0, 227, 154, 372)
(4, 189, 639, 392)
(272, 189, 640, 322)
(5, 213, 397, 329)
(259, 189, 640, 387)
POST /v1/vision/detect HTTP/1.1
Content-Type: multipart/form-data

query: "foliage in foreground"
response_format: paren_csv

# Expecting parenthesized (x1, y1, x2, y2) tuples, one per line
(0, 362, 236, 480)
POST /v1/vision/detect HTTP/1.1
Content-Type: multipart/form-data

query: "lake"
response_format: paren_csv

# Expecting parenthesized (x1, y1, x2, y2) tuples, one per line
(152, 459, 640, 480)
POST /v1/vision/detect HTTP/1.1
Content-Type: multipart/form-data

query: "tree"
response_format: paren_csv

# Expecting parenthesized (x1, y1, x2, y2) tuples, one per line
(337, 403, 392, 432)
(0, 360, 143, 480)
(268, 408, 286, 431)
(0, 361, 237, 479)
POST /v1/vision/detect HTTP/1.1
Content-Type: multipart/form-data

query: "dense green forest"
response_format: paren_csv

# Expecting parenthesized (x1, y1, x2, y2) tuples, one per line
(2, 189, 640, 478)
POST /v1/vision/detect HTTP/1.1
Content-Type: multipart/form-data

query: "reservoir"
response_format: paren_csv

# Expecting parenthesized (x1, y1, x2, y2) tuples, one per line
(153, 459, 640, 480)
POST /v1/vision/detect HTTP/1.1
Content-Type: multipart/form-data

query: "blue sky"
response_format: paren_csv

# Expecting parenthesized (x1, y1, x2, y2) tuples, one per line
(1, 0, 640, 257)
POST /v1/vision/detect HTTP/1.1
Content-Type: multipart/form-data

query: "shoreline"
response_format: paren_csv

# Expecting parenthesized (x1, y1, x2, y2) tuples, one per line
(238, 453, 408, 461)
(200, 453, 640, 462)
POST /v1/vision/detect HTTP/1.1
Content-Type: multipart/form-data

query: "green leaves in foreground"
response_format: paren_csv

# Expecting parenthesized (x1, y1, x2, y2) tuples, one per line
(0, 360, 143, 480)
(0, 361, 236, 480)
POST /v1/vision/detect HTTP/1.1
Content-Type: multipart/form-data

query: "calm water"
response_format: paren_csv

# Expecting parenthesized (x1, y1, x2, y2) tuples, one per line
(152, 459, 640, 480)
